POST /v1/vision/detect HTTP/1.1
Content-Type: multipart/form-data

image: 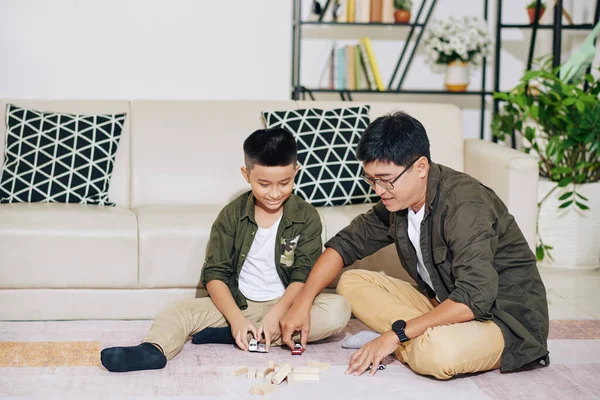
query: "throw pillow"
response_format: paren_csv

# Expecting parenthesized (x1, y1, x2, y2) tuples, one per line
(0, 104, 126, 206)
(262, 105, 378, 207)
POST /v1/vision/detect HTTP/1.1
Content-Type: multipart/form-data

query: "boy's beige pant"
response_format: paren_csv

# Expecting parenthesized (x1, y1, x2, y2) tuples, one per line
(143, 293, 351, 361)
(337, 269, 504, 380)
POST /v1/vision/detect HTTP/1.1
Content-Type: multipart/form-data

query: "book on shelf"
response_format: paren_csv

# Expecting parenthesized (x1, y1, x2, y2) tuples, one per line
(325, 39, 382, 91)
(313, 0, 394, 24)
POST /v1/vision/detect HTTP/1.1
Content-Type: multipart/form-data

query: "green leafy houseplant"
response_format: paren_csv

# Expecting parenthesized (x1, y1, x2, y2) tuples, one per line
(492, 59, 600, 261)
(394, 0, 412, 10)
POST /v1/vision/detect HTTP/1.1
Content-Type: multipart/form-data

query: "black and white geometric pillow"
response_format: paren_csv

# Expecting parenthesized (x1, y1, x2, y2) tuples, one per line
(0, 104, 126, 206)
(262, 106, 378, 207)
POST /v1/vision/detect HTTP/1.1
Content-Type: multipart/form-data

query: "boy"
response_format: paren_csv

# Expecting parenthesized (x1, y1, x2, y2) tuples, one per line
(101, 128, 351, 372)
(280, 112, 549, 380)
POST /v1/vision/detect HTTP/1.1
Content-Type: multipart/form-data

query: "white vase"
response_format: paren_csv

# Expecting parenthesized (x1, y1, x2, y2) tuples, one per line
(537, 179, 600, 270)
(445, 61, 470, 92)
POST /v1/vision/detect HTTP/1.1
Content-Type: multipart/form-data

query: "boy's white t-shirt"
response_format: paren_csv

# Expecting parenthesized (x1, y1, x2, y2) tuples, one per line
(407, 205, 438, 299)
(238, 215, 286, 301)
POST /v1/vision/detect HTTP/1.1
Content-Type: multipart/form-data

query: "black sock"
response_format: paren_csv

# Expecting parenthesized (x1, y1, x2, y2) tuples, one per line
(100, 342, 167, 372)
(191, 326, 235, 345)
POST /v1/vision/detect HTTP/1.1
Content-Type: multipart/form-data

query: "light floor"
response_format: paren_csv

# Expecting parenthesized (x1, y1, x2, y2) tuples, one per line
(540, 266, 600, 319)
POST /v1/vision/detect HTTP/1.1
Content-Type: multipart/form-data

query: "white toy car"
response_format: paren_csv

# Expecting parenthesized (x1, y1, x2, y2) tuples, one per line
(248, 338, 258, 352)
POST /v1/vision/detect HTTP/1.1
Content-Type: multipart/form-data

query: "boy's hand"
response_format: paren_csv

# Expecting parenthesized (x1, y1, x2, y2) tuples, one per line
(230, 315, 258, 351)
(280, 302, 311, 350)
(257, 309, 283, 352)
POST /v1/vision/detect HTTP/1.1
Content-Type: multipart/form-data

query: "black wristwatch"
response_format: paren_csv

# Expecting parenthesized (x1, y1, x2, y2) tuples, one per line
(392, 319, 411, 343)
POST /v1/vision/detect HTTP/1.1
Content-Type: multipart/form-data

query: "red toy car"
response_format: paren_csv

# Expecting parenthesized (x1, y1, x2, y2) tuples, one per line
(291, 343, 305, 355)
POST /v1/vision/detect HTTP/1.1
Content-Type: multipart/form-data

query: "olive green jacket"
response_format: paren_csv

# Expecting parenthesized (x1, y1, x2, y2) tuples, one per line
(325, 162, 549, 372)
(201, 191, 323, 310)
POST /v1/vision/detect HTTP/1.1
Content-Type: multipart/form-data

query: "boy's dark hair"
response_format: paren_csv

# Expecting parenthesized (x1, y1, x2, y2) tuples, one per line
(356, 111, 431, 167)
(243, 128, 297, 169)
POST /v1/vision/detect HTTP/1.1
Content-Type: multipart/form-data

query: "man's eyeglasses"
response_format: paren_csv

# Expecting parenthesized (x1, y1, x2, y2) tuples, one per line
(361, 156, 421, 191)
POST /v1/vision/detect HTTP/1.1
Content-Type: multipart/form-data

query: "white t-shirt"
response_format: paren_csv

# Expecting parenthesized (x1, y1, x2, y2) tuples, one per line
(238, 216, 286, 301)
(407, 205, 437, 299)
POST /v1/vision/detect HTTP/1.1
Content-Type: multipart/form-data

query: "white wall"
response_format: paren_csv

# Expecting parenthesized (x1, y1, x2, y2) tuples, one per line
(0, 0, 597, 139)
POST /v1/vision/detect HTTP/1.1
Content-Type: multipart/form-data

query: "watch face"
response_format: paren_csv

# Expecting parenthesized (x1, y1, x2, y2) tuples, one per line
(392, 320, 406, 332)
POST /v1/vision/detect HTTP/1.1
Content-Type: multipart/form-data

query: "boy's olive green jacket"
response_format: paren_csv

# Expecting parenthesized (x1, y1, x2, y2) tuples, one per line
(201, 191, 322, 310)
(326, 162, 549, 372)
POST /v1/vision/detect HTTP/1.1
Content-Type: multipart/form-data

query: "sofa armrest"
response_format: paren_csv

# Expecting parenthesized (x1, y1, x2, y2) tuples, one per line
(464, 139, 538, 251)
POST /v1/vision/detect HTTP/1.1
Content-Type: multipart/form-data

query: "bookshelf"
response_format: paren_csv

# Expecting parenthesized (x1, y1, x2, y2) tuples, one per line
(291, 0, 492, 140)
(291, 0, 600, 145)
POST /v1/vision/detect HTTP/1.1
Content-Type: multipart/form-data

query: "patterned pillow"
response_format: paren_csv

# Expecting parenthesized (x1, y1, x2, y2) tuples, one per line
(262, 105, 378, 207)
(0, 104, 126, 206)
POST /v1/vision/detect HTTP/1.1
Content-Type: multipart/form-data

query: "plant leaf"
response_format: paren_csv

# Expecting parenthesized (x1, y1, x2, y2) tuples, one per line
(576, 202, 590, 210)
(576, 192, 589, 201)
(559, 200, 573, 208)
(558, 191, 573, 201)
(575, 99, 585, 112)
(558, 177, 572, 187)
(536, 245, 544, 261)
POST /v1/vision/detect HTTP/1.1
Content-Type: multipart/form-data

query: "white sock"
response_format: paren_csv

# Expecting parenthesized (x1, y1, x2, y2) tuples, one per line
(342, 331, 381, 349)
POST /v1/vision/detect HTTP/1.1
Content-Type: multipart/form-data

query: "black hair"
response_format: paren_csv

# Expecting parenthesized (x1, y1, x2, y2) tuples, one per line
(243, 128, 297, 169)
(356, 111, 431, 167)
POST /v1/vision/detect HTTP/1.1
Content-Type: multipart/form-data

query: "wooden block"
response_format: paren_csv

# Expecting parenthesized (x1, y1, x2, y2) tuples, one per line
(292, 367, 320, 375)
(257, 366, 273, 378)
(247, 367, 257, 378)
(249, 383, 279, 395)
(290, 372, 320, 381)
(268, 361, 275, 369)
(306, 361, 330, 371)
(264, 371, 275, 383)
(229, 366, 248, 376)
(271, 363, 292, 385)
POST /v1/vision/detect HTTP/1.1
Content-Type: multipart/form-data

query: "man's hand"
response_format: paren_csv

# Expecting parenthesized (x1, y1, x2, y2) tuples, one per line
(346, 330, 399, 376)
(229, 315, 258, 351)
(257, 308, 283, 352)
(280, 302, 311, 349)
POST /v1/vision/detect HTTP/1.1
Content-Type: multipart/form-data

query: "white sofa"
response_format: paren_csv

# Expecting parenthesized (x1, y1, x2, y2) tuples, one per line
(0, 100, 538, 320)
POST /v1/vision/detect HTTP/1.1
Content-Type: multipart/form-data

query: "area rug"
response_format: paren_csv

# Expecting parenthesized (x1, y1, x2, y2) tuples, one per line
(0, 319, 599, 399)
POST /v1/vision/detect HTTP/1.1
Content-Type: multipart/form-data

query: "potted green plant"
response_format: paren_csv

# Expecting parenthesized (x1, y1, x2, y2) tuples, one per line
(492, 59, 600, 269)
(526, 1, 546, 24)
(393, 0, 412, 23)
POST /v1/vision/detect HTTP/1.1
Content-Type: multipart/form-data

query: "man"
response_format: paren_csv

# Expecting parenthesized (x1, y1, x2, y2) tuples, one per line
(280, 111, 549, 380)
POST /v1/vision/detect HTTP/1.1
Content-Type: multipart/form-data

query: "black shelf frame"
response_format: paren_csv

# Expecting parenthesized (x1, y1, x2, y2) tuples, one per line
(493, 0, 600, 147)
(291, 0, 492, 140)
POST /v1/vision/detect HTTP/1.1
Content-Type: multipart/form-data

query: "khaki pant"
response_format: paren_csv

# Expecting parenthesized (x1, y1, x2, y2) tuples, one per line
(337, 269, 504, 380)
(143, 293, 351, 361)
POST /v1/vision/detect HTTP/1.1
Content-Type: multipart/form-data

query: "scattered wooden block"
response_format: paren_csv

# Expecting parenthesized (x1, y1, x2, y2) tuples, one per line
(268, 361, 275, 369)
(306, 361, 330, 371)
(264, 371, 275, 383)
(257, 366, 273, 378)
(229, 366, 248, 376)
(249, 383, 279, 395)
(271, 363, 292, 385)
(247, 367, 257, 378)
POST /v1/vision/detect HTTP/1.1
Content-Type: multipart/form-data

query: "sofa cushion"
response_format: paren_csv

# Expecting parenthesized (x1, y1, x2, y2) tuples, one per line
(136, 205, 223, 289)
(0, 104, 127, 206)
(0, 203, 138, 289)
(263, 105, 377, 207)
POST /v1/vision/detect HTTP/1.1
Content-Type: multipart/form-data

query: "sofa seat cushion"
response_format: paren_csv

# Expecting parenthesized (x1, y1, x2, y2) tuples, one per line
(135, 205, 223, 289)
(0, 203, 137, 289)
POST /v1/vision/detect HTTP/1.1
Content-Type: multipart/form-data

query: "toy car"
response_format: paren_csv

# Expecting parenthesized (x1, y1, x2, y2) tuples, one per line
(257, 343, 268, 353)
(366, 363, 385, 371)
(248, 338, 258, 352)
(291, 343, 305, 355)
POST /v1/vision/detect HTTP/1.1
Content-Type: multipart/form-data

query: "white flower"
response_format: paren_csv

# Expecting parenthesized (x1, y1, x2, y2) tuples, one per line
(423, 15, 491, 66)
